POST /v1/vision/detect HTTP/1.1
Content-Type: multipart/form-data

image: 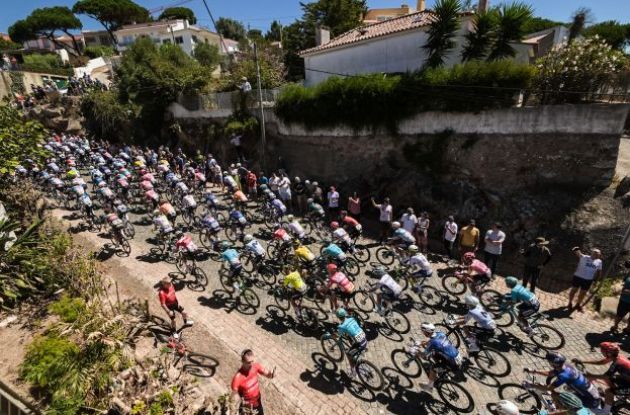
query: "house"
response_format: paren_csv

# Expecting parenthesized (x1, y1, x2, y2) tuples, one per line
(114, 19, 236, 56)
(362, 0, 426, 24)
(301, 11, 475, 86)
(512, 26, 570, 64)
(82, 30, 113, 48)
(22, 35, 85, 55)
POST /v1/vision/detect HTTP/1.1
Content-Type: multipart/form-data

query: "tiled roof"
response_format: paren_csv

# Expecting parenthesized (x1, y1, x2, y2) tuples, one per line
(301, 11, 434, 56)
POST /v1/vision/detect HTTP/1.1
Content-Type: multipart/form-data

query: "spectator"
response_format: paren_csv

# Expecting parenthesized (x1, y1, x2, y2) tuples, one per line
(312, 181, 323, 204)
(610, 261, 630, 334)
(443, 215, 458, 259)
(568, 247, 603, 312)
(158, 277, 194, 336)
(231, 349, 275, 415)
(258, 171, 269, 187)
(293, 177, 307, 213)
(269, 173, 280, 195)
(278, 173, 292, 210)
(484, 222, 506, 275)
(521, 236, 552, 293)
(348, 192, 361, 220)
(246, 170, 258, 199)
(416, 211, 430, 253)
(371, 197, 392, 243)
(459, 219, 480, 256)
(230, 133, 245, 162)
(327, 186, 340, 219)
(400, 207, 418, 234)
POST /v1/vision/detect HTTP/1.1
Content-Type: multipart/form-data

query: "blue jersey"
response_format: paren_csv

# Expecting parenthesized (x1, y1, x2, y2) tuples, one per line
(509, 284, 536, 303)
(222, 249, 240, 265)
(337, 317, 366, 344)
(323, 243, 344, 259)
(425, 332, 459, 362)
(552, 365, 591, 393)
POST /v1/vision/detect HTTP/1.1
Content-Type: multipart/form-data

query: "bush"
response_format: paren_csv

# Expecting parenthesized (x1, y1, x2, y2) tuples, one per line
(21, 336, 79, 390)
(21, 54, 73, 76)
(84, 46, 115, 59)
(48, 295, 86, 323)
(275, 59, 535, 130)
(80, 90, 136, 142)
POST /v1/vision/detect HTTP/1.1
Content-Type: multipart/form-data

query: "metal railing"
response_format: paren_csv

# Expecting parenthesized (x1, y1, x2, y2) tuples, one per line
(193, 88, 283, 111)
(0, 379, 39, 415)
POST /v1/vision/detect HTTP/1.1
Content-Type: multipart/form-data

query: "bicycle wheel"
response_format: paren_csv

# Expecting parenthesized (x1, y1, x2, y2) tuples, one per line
(356, 360, 385, 391)
(343, 258, 360, 278)
(494, 310, 515, 328)
(385, 309, 410, 334)
(353, 245, 371, 264)
(182, 211, 193, 226)
(274, 287, 291, 311)
(192, 267, 208, 287)
(302, 221, 313, 236)
(225, 227, 239, 242)
(473, 348, 511, 377)
(175, 254, 187, 274)
(418, 285, 443, 308)
(441, 275, 467, 296)
(266, 242, 278, 258)
(258, 265, 278, 285)
(353, 290, 375, 313)
(434, 324, 461, 348)
(375, 247, 395, 266)
(219, 270, 235, 293)
(479, 289, 503, 312)
(120, 239, 131, 255)
(300, 307, 320, 331)
(240, 288, 260, 309)
(436, 381, 474, 413)
(498, 384, 541, 414)
(242, 255, 256, 273)
(530, 323, 565, 350)
(391, 349, 422, 378)
(199, 229, 213, 250)
(123, 222, 135, 238)
(320, 337, 344, 362)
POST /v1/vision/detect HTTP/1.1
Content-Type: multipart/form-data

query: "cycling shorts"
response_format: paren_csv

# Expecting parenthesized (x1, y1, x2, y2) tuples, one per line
(166, 302, 184, 314)
(334, 288, 354, 301)
(380, 286, 398, 302)
(517, 300, 540, 318)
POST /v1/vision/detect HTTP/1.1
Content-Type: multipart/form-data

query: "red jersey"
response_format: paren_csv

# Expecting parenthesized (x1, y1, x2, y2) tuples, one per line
(231, 363, 265, 406)
(342, 216, 359, 228)
(247, 173, 257, 188)
(158, 284, 177, 306)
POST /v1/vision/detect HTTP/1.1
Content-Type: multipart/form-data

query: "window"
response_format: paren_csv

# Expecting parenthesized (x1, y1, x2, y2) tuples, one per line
(122, 36, 133, 45)
(174, 36, 184, 44)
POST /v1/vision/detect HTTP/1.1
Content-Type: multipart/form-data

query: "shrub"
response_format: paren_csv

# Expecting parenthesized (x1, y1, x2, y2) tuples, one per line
(275, 59, 535, 130)
(48, 295, 86, 323)
(21, 54, 73, 75)
(84, 45, 115, 59)
(20, 335, 79, 390)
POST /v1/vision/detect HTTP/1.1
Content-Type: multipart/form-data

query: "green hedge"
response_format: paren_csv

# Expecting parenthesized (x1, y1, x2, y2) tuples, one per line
(275, 60, 536, 130)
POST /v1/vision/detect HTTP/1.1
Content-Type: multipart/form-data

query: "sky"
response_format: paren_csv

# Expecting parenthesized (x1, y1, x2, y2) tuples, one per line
(2, 0, 630, 34)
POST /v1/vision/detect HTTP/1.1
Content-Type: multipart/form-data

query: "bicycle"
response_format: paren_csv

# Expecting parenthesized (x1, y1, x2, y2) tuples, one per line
(320, 332, 385, 391)
(175, 249, 208, 289)
(374, 243, 407, 267)
(272, 284, 320, 330)
(441, 269, 501, 303)
(497, 371, 559, 414)
(369, 262, 443, 309)
(219, 268, 261, 309)
(573, 360, 630, 415)
(352, 283, 411, 334)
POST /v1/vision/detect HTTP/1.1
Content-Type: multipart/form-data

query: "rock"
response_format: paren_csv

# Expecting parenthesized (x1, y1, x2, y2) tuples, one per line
(600, 296, 619, 318)
(621, 192, 630, 208)
(42, 106, 62, 118)
(110, 397, 132, 415)
(615, 176, 630, 198)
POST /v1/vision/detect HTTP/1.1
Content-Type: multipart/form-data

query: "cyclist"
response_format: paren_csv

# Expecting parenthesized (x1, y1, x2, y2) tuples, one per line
(576, 342, 630, 413)
(228, 209, 248, 231)
(462, 252, 492, 295)
(495, 400, 520, 415)
(233, 189, 248, 209)
(416, 322, 463, 392)
(221, 243, 244, 294)
(321, 242, 347, 265)
(175, 231, 199, 260)
(104, 210, 126, 247)
(335, 308, 367, 378)
(331, 221, 353, 250)
(286, 215, 307, 241)
(223, 172, 237, 192)
(504, 276, 540, 336)
(272, 226, 293, 253)
(545, 392, 596, 415)
(79, 193, 95, 221)
(158, 277, 194, 336)
(323, 263, 355, 311)
(404, 245, 434, 293)
(202, 189, 220, 213)
(243, 234, 266, 263)
(339, 210, 362, 240)
(453, 295, 496, 353)
(269, 193, 287, 221)
(159, 200, 177, 224)
(154, 210, 175, 240)
(306, 198, 326, 221)
(279, 270, 308, 319)
(390, 221, 416, 249)
(294, 242, 316, 267)
(369, 267, 403, 315)
(524, 352, 601, 412)
(181, 193, 197, 215)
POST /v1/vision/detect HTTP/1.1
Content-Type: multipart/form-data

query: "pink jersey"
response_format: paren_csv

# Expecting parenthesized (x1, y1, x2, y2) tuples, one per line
(470, 259, 490, 276)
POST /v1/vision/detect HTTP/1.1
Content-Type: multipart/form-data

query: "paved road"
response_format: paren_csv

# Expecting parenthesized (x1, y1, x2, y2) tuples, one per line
(56, 186, 629, 415)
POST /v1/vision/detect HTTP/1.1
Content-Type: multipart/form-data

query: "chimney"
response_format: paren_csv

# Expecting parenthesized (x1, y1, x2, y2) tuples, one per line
(417, 0, 426, 11)
(315, 26, 330, 46)
(401, 4, 410, 13)
(478, 0, 489, 13)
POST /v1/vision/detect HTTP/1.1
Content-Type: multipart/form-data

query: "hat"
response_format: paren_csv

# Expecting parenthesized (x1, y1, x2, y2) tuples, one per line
(535, 237, 549, 245)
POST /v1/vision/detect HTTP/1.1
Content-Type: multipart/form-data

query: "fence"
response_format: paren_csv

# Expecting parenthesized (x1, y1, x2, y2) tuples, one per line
(0, 380, 39, 415)
(190, 88, 284, 112)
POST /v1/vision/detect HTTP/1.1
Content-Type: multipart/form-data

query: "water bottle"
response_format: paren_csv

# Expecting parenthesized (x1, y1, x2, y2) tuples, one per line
(542, 392, 556, 412)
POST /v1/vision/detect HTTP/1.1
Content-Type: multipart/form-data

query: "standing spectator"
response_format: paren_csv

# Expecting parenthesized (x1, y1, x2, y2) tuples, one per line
(327, 186, 340, 219)
(246, 170, 258, 199)
(312, 182, 323, 204)
(443, 216, 458, 259)
(293, 177, 307, 213)
(231, 349, 275, 415)
(158, 277, 194, 336)
(371, 197, 392, 243)
(278, 173, 292, 211)
(611, 261, 630, 334)
(521, 237, 552, 293)
(258, 171, 269, 187)
(416, 211, 430, 253)
(348, 192, 361, 221)
(568, 247, 603, 312)
(483, 223, 506, 275)
(269, 173, 280, 195)
(400, 207, 418, 235)
(459, 219, 480, 256)
(238, 77, 252, 113)
(230, 133, 245, 162)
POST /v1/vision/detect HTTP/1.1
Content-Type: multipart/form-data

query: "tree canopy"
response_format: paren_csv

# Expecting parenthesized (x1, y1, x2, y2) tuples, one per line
(522, 17, 564, 34)
(215, 17, 247, 41)
(158, 7, 197, 24)
(9, 7, 83, 55)
(487, 2, 533, 61)
(266, 20, 283, 42)
(584, 21, 630, 50)
(193, 42, 221, 71)
(72, 0, 150, 45)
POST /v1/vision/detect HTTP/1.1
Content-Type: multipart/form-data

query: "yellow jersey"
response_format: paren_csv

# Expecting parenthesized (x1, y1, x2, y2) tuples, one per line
(283, 271, 306, 292)
(295, 246, 315, 262)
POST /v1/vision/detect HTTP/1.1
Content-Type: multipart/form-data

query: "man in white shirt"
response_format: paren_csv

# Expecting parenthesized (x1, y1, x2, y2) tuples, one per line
(568, 247, 603, 312)
(278, 174, 292, 209)
(327, 186, 340, 219)
(400, 207, 418, 235)
(443, 216, 458, 259)
(483, 222, 506, 275)
(372, 197, 392, 244)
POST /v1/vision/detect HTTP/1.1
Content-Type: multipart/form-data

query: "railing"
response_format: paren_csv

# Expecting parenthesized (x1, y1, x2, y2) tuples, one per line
(193, 88, 284, 111)
(0, 379, 39, 415)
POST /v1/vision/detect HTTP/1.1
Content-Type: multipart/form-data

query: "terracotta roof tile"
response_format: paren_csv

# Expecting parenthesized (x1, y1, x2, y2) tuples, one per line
(301, 11, 434, 56)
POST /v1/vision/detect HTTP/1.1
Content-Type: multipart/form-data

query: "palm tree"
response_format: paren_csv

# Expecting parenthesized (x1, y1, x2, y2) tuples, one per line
(568, 7, 592, 44)
(423, 0, 463, 68)
(487, 2, 533, 61)
(461, 10, 498, 61)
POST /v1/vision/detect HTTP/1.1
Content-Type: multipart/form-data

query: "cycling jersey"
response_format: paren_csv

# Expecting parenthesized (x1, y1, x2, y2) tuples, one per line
(222, 249, 241, 266)
(158, 284, 177, 306)
(182, 195, 197, 209)
(175, 182, 189, 193)
(425, 332, 460, 363)
(195, 172, 206, 182)
(288, 221, 306, 238)
(378, 274, 403, 297)
(273, 228, 292, 242)
(80, 194, 93, 207)
(394, 228, 415, 244)
(333, 228, 352, 245)
(100, 188, 114, 199)
(141, 173, 155, 182)
(552, 365, 599, 402)
(323, 243, 346, 261)
(308, 202, 325, 216)
(327, 271, 354, 293)
(283, 271, 306, 292)
(295, 246, 315, 262)
(607, 355, 630, 380)
(245, 240, 266, 257)
(509, 284, 538, 304)
(107, 214, 124, 229)
(116, 178, 129, 188)
(72, 185, 85, 195)
(464, 305, 496, 330)
(342, 216, 361, 229)
(229, 210, 247, 225)
(160, 203, 176, 216)
(201, 215, 221, 231)
(271, 199, 287, 214)
(154, 215, 173, 232)
(140, 181, 154, 191)
(233, 190, 248, 202)
(405, 254, 433, 274)
(470, 259, 491, 277)
(145, 190, 159, 201)
(224, 176, 237, 189)
(337, 317, 366, 345)
(176, 235, 198, 252)
(204, 192, 218, 206)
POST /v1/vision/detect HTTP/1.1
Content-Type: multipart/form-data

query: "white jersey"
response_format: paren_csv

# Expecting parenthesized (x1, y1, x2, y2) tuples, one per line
(464, 305, 496, 330)
(333, 228, 352, 245)
(378, 274, 403, 297)
(154, 215, 173, 232)
(288, 221, 305, 238)
(245, 240, 266, 257)
(272, 199, 286, 213)
(182, 194, 197, 208)
(175, 182, 189, 193)
(406, 253, 432, 273)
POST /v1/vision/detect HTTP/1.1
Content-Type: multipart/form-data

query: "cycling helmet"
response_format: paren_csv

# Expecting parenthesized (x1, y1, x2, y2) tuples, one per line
(153, 209, 160, 216)
(600, 342, 620, 356)
(463, 252, 476, 263)
(220, 241, 232, 251)
(340, 210, 347, 216)
(372, 266, 387, 278)
(421, 323, 435, 334)
(464, 295, 479, 308)
(307, 198, 314, 204)
(557, 392, 583, 410)
(505, 276, 518, 288)
(287, 214, 294, 222)
(243, 234, 253, 243)
(545, 352, 566, 367)
(113, 199, 122, 206)
(269, 193, 276, 200)
(496, 400, 520, 415)
(326, 263, 338, 274)
(292, 239, 301, 248)
(408, 245, 419, 253)
(336, 308, 347, 319)
(222, 171, 228, 176)
(330, 221, 339, 230)
(391, 221, 401, 229)
(175, 230, 184, 237)
(98, 181, 107, 188)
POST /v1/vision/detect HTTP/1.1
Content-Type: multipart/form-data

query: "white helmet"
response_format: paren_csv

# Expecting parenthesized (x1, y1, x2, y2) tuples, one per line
(287, 214, 294, 221)
(496, 400, 520, 415)
(392, 221, 401, 229)
(464, 295, 479, 308)
(243, 234, 253, 243)
(420, 323, 435, 334)
(408, 245, 419, 252)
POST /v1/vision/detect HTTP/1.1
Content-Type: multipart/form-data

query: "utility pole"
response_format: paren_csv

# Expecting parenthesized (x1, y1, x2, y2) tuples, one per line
(253, 42, 267, 171)
(201, 0, 228, 58)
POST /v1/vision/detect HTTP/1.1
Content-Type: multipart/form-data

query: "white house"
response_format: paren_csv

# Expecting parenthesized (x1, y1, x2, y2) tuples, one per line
(114, 19, 236, 56)
(300, 11, 475, 86)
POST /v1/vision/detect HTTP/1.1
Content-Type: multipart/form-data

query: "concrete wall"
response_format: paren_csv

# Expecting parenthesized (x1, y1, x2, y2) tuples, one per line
(0, 71, 70, 99)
